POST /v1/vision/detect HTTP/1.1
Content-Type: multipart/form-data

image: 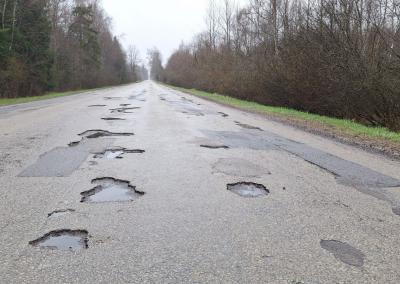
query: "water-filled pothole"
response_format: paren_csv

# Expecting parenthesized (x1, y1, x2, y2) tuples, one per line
(48, 209, 75, 218)
(29, 229, 89, 251)
(227, 182, 269, 197)
(81, 177, 144, 203)
(79, 130, 134, 139)
(93, 148, 145, 159)
(320, 240, 365, 267)
(101, 117, 126, 121)
(235, 121, 263, 131)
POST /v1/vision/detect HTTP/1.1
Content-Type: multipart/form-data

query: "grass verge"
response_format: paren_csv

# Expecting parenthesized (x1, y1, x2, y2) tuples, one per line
(166, 84, 400, 157)
(0, 90, 94, 107)
(0, 83, 135, 107)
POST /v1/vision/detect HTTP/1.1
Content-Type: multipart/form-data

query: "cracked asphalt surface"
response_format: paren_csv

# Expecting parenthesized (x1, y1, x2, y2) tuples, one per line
(1, 81, 400, 283)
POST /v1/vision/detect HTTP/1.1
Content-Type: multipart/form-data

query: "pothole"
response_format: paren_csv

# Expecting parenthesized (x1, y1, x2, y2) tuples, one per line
(227, 182, 269, 197)
(88, 105, 106, 107)
(392, 207, 400, 216)
(104, 97, 122, 100)
(110, 107, 140, 114)
(29, 229, 89, 251)
(218, 112, 229, 117)
(48, 209, 75, 218)
(200, 144, 229, 149)
(235, 121, 263, 131)
(68, 141, 81, 147)
(79, 130, 134, 139)
(101, 117, 126, 121)
(81, 177, 144, 203)
(120, 104, 131, 106)
(93, 148, 145, 159)
(320, 240, 365, 267)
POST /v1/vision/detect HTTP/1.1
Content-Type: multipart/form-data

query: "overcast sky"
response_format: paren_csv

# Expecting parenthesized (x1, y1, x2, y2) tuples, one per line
(102, 0, 247, 65)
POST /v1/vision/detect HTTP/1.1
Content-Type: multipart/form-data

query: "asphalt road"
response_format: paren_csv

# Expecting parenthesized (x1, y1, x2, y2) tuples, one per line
(1, 81, 400, 283)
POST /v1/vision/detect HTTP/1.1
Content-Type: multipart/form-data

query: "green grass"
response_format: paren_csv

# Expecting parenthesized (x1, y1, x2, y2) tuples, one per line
(0, 83, 130, 107)
(0, 89, 92, 106)
(168, 85, 400, 143)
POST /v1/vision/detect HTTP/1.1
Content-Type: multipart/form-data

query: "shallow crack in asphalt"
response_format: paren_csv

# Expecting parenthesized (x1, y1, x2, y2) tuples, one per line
(101, 117, 126, 121)
(47, 209, 76, 218)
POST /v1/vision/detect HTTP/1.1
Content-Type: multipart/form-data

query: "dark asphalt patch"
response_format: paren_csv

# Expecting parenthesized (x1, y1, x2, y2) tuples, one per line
(227, 182, 269, 197)
(101, 117, 126, 121)
(320, 240, 365, 267)
(235, 121, 263, 131)
(29, 229, 89, 251)
(20, 138, 113, 177)
(79, 130, 134, 139)
(204, 129, 400, 190)
(48, 209, 75, 218)
(93, 147, 145, 159)
(81, 177, 144, 203)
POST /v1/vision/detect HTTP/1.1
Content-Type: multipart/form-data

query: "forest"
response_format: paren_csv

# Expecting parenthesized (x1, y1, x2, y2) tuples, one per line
(0, 0, 147, 98)
(163, 0, 400, 131)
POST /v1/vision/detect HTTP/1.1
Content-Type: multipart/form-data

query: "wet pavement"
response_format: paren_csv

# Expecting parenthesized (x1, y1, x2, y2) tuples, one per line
(1, 81, 400, 283)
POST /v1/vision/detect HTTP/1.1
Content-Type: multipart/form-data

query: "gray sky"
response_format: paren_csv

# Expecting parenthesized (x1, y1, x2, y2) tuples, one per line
(102, 0, 246, 65)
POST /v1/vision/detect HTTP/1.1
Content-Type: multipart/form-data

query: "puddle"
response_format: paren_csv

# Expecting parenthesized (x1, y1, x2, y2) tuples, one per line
(110, 107, 140, 114)
(213, 158, 270, 177)
(93, 148, 144, 159)
(81, 177, 144, 203)
(218, 112, 229, 117)
(88, 105, 106, 107)
(48, 209, 75, 218)
(79, 130, 134, 139)
(200, 144, 229, 149)
(227, 182, 269, 197)
(320, 240, 365, 267)
(101, 117, 126, 121)
(29, 230, 89, 251)
(235, 121, 263, 131)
